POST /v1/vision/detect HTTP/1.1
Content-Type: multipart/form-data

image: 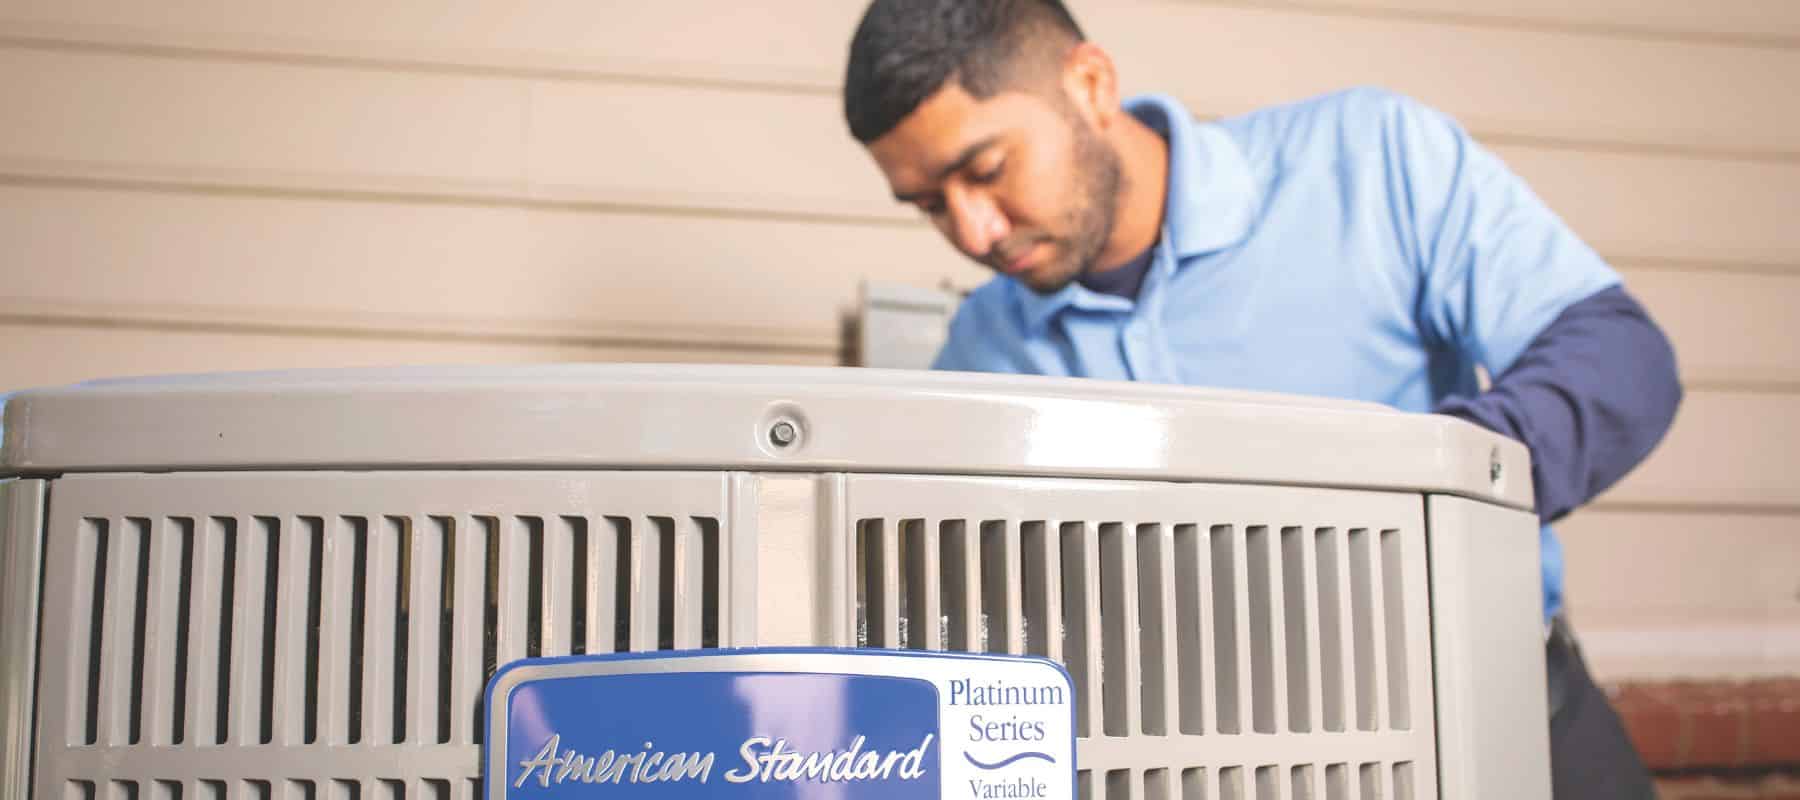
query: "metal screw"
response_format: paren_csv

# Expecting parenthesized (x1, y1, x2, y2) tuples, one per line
(769, 420, 798, 448)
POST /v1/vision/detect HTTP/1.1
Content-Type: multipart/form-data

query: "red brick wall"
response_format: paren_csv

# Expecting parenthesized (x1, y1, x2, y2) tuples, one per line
(1657, 773, 1800, 800)
(1613, 680, 1800, 770)
(1613, 679, 1800, 798)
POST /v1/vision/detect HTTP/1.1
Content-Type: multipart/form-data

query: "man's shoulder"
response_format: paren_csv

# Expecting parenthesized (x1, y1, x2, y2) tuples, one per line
(1217, 86, 1445, 154)
(1228, 86, 1433, 127)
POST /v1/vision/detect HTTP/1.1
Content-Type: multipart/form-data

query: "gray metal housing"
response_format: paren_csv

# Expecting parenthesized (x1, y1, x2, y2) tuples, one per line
(0, 364, 1548, 800)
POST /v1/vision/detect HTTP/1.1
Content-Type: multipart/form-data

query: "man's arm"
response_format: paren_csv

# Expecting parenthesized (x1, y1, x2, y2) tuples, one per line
(1435, 284, 1683, 524)
(1367, 87, 1682, 521)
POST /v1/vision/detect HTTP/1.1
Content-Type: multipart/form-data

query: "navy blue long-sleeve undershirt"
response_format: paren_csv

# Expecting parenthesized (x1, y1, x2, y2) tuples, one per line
(1434, 284, 1683, 524)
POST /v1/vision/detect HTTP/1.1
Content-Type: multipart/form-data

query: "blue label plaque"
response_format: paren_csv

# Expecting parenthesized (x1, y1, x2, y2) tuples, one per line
(484, 649, 1076, 800)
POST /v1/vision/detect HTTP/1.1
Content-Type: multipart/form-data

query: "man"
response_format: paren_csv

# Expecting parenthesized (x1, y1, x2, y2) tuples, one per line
(841, 1, 1680, 797)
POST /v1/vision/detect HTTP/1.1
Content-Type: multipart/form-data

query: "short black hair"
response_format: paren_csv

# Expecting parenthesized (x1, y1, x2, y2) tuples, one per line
(843, 0, 1086, 143)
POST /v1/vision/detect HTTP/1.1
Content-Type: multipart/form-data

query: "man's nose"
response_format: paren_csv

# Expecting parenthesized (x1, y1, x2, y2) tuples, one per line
(947, 190, 1009, 259)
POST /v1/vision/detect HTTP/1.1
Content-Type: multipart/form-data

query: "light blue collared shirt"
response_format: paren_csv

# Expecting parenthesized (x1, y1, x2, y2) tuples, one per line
(933, 88, 1620, 620)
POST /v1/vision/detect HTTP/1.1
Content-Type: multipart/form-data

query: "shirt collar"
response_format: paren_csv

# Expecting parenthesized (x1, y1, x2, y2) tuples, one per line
(1130, 93, 1258, 260)
(1012, 93, 1259, 334)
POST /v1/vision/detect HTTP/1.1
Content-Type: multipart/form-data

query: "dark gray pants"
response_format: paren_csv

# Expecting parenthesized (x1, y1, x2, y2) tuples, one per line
(1548, 616, 1658, 799)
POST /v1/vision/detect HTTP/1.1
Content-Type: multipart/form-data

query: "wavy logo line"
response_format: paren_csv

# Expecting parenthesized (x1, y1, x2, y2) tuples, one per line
(964, 751, 1056, 770)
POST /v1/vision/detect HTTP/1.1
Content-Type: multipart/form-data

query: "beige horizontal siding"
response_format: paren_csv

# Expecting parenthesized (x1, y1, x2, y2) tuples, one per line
(1089, 2, 1800, 158)
(1561, 508, 1800, 624)
(14, 0, 1794, 74)
(5, 45, 1796, 271)
(1601, 390, 1799, 510)
(0, 320, 833, 392)
(1559, 508, 1800, 679)
(1506, 148, 1798, 271)
(0, 1, 864, 86)
(1624, 267, 1800, 388)
(0, 183, 975, 352)
(1211, 0, 1800, 45)
(5, 0, 1797, 156)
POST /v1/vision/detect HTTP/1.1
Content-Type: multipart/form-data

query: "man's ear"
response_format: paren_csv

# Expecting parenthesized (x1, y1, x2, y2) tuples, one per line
(1061, 42, 1121, 129)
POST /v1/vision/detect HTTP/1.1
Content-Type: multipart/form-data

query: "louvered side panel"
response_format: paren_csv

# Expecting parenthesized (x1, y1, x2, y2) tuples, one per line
(843, 474, 1439, 800)
(32, 471, 733, 798)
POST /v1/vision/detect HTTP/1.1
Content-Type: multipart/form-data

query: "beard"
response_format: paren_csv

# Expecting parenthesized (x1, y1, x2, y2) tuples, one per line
(998, 115, 1123, 295)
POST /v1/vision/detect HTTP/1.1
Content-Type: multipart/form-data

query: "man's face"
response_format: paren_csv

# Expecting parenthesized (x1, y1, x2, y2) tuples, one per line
(867, 82, 1121, 294)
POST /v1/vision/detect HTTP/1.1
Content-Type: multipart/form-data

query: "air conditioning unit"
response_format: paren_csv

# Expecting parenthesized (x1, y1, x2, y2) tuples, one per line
(0, 365, 1550, 800)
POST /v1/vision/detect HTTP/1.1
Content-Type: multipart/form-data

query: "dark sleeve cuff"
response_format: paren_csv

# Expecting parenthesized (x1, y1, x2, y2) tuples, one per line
(1434, 284, 1683, 523)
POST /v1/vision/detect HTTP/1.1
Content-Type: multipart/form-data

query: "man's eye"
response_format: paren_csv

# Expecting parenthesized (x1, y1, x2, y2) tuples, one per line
(970, 163, 1005, 184)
